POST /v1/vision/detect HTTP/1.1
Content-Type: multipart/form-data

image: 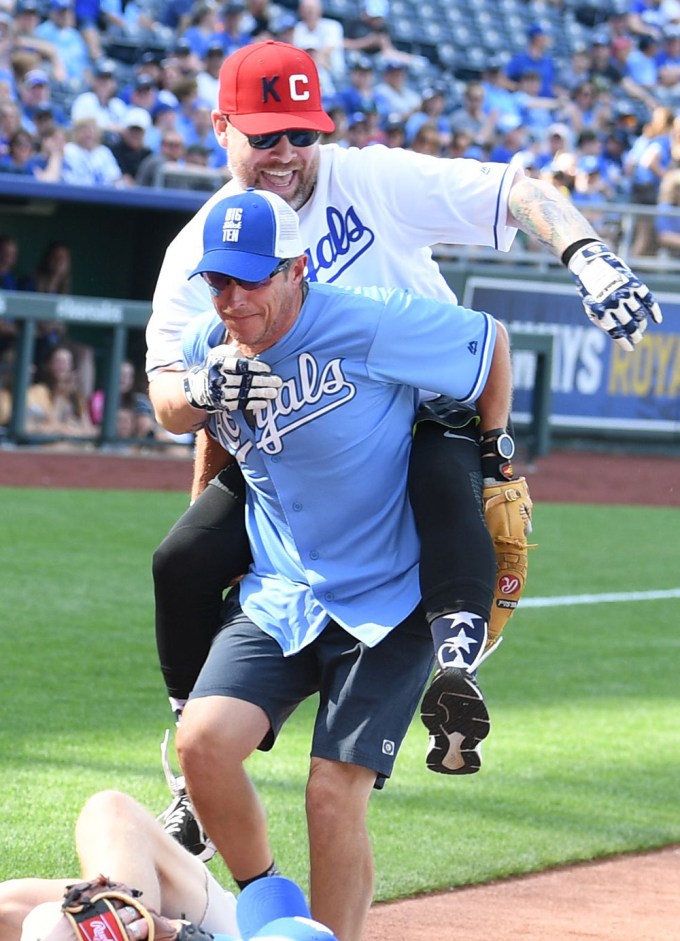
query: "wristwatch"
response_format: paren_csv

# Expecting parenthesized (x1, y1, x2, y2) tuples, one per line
(495, 432, 515, 460)
(481, 428, 515, 460)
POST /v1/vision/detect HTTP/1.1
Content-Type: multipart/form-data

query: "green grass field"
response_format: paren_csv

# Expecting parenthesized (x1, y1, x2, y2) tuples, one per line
(1, 488, 678, 901)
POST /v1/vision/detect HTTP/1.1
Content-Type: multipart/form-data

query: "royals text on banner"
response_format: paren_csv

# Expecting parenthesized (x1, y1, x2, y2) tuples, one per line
(464, 278, 680, 435)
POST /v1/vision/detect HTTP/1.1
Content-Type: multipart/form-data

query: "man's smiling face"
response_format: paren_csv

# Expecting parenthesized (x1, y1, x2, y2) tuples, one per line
(217, 117, 320, 211)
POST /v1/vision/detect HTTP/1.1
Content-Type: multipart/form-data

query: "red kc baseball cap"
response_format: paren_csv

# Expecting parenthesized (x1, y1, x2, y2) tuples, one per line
(218, 41, 335, 134)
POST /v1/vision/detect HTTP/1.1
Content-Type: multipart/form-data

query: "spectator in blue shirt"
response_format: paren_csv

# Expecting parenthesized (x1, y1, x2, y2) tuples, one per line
(334, 54, 379, 118)
(157, 0, 194, 31)
(13, 0, 69, 86)
(0, 128, 37, 174)
(216, 2, 253, 57)
(74, 0, 125, 62)
(480, 57, 523, 123)
(487, 112, 529, 163)
(183, 3, 221, 59)
(626, 33, 661, 87)
(512, 67, 558, 137)
(35, 0, 91, 89)
(505, 23, 556, 98)
(656, 25, 680, 88)
(18, 69, 69, 136)
(182, 99, 227, 168)
(404, 83, 452, 149)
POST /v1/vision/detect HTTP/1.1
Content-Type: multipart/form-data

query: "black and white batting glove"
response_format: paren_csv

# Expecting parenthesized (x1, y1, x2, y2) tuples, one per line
(183, 345, 282, 413)
(564, 239, 662, 352)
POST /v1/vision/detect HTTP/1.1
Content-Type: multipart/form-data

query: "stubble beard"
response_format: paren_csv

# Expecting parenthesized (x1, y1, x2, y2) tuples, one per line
(232, 150, 319, 211)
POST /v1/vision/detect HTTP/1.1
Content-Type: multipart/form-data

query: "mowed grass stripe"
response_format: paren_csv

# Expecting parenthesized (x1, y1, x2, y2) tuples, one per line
(0, 489, 678, 900)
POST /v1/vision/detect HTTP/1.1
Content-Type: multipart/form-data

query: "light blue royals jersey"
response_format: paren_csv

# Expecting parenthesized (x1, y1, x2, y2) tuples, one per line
(182, 283, 496, 655)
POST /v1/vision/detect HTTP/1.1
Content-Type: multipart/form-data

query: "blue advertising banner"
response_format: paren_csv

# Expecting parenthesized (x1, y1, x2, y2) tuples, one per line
(464, 277, 680, 435)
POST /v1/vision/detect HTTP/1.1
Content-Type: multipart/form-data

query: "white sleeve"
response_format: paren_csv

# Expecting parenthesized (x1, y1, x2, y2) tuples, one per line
(335, 144, 521, 252)
(145, 183, 235, 377)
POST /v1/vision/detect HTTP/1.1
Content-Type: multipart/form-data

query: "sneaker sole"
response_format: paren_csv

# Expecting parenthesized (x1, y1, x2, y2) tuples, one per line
(420, 668, 491, 775)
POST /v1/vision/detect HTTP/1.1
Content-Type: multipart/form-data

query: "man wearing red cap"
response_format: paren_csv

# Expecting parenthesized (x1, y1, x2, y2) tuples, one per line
(146, 35, 661, 860)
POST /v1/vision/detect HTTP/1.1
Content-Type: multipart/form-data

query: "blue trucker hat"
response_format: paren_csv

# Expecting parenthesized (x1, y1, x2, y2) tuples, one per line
(189, 190, 304, 283)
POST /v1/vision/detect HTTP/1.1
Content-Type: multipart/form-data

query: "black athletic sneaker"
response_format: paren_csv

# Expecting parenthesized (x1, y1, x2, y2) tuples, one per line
(159, 790, 216, 861)
(420, 667, 491, 774)
(158, 729, 216, 862)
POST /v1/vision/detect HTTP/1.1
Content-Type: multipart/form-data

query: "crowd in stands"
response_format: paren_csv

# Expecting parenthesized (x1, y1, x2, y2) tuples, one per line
(0, 233, 186, 447)
(0, 0, 679, 229)
(2, 0, 680, 443)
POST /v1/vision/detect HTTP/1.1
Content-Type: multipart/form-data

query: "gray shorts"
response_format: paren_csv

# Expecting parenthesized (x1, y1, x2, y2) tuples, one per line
(191, 591, 435, 787)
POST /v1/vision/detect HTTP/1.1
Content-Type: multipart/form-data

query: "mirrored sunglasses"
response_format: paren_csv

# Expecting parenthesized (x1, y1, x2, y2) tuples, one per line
(202, 259, 291, 295)
(246, 129, 321, 150)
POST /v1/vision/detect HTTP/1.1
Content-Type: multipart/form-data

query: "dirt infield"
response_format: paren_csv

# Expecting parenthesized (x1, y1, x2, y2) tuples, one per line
(365, 846, 680, 941)
(1, 444, 678, 939)
(0, 445, 678, 506)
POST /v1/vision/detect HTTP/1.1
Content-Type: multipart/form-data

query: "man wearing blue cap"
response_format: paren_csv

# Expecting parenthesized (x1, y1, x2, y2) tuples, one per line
(146, 43, 663, 869)
(172, 187, 511, 941)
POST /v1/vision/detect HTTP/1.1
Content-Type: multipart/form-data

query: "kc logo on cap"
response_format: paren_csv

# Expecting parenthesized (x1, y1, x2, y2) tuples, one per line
(260, 72, 311, 104)
(218, 41, 335, 135)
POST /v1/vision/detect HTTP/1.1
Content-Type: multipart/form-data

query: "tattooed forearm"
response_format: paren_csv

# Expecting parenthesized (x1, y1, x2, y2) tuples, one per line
(507, 176, 600, 258)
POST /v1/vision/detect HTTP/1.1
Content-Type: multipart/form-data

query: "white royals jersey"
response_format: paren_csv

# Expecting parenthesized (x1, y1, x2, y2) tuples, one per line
(146, 143, 520, 375)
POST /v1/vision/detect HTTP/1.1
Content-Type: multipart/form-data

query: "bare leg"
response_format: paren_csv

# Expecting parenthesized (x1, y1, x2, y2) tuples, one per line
(177, 696, 273, 883)
(306, 759, 376, 941)
(0, 790, 235, 941)
(0, 880, 73, 941)
(74, 790, 215, 921)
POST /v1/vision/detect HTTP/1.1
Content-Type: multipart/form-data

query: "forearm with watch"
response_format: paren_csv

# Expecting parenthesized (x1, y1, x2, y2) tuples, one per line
(476, 319, 513, 482)
(480, 427, 516, 483)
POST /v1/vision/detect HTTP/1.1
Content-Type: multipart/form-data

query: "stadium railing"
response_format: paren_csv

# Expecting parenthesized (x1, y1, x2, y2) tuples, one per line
(0, 289, 553, 459)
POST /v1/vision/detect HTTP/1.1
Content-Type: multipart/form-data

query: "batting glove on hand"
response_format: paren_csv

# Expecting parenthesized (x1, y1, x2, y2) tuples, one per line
(184, 345, 282, 412)
(566, 240, 663, 351)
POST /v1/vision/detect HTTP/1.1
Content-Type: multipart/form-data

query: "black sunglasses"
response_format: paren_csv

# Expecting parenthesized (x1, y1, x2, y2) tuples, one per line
(246, 129, 321, 150)
(202, 259, 292, 295)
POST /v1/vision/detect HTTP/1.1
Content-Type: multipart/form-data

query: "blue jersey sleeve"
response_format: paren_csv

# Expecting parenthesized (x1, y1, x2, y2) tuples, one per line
(181, 310, 225, 369)
(366, 289, 497, 403)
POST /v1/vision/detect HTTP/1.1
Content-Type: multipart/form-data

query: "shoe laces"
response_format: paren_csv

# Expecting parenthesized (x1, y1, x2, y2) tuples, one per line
(161, 794, 195, 834)
(160, 728, 186, 797)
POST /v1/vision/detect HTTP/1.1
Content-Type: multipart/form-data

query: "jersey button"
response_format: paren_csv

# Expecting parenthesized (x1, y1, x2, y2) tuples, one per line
(293, 501, 302, 511)
(309, 550, 319, 560)
(325, 591, 335, 601)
